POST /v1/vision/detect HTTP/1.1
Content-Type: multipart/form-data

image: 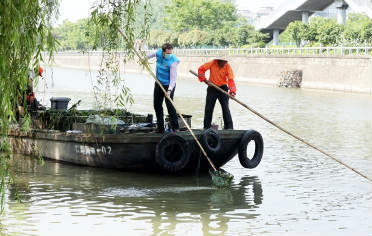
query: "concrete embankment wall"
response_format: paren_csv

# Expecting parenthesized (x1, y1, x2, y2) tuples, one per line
(50, 54, 372, 94)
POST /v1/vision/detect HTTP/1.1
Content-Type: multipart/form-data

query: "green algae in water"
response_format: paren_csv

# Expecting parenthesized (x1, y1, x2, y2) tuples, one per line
(209, 168, 234, 188)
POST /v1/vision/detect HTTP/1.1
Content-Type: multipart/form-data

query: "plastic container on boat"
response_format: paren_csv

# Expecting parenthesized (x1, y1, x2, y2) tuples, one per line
(50, 97, 71, 110)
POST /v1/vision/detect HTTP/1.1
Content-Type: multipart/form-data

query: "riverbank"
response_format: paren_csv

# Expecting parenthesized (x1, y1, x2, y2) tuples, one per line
(47, 53, 372, 94)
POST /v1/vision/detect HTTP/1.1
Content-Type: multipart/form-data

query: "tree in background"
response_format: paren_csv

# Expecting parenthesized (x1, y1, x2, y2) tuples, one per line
(135, 0, 170, 31)
(234, 22, 256, 46)
(53, 0, 269, 49)
(148, 30, 169, 48)
(178, 29, 210, 47)
(311, 17, 342, 46)
(285, 21, 308, 47)
(343, 13, 372, 44)
(302, 22, 318, 44)
(247, 31, 270, 48)
(211, 19, 257, 47)
(213, 23, 235, 46)
(163, 0, 237, 33)
(279, 13, 371, 46)
(152, 0, 267, 48)
(54, 19, 96, 50)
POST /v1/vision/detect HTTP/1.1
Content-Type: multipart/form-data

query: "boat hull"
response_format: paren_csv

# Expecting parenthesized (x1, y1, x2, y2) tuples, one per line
(8, 129, 245, 173)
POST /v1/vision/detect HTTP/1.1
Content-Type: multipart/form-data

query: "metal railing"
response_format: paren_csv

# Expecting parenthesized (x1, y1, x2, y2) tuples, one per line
(170, 46, 372, 57)
(54, 46, 372, 57)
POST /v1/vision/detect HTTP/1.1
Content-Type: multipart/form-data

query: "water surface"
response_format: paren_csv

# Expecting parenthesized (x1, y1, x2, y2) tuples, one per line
(1, 66, 371, 235)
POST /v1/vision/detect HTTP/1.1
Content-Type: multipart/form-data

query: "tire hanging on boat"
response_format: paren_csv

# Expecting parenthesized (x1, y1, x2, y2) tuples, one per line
(155, 133, 191, 173)
(238, 130, 264, 169)
(200, 128, 222, 154)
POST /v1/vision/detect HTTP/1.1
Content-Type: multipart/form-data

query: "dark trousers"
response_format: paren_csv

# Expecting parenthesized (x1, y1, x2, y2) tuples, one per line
(153, 82, 179, 132)
(204, 85, 233, 130)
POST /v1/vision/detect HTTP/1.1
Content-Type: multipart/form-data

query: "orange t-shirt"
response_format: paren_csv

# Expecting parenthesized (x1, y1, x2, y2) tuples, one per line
(198, 60, 236, 93)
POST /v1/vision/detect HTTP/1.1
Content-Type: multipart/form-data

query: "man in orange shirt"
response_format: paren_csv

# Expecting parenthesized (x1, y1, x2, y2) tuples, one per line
(198, 58, 236, 130)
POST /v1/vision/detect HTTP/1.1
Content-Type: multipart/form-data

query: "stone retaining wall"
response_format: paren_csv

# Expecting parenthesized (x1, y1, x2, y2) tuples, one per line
(278, 70, 302, 88)
(49, 53, 372, 94)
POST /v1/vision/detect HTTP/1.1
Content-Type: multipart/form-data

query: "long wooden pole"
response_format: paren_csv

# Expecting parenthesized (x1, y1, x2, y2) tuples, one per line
(189, 70, 371, 182)
(111, 19, 217, 171)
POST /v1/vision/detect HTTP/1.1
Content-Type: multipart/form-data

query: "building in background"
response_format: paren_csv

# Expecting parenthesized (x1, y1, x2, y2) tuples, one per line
(238, 7, 275, 27)
(239, 0, 371, 29)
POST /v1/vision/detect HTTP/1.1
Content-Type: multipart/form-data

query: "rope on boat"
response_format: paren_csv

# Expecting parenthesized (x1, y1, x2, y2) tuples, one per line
(189, 70, 372, 182)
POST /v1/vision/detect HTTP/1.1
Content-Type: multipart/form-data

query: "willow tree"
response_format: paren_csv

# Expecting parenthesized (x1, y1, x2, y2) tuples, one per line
(87, 0, 151, 110)
(0, 0, 59, 211)
(0, 0, 151, 211)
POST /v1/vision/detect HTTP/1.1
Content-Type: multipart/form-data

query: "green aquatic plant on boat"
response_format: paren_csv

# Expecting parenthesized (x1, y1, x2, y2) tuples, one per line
(35, 109, 148, 131)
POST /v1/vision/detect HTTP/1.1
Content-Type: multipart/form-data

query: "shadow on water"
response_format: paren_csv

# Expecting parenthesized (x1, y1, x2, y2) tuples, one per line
(6, 154, 263, 235)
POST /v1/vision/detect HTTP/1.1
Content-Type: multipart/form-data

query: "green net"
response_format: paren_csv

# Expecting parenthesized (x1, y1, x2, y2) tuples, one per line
(209, 168, 234, 188)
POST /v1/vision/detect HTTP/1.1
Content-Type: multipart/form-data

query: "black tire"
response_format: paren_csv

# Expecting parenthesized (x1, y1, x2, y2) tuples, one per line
(238, 130, 264, 169)
(200, 128, 222, 154)
(155, 133, 191, 172)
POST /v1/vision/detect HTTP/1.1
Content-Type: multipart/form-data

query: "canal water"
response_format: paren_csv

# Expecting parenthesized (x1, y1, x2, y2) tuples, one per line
(1, 67, 371, 235)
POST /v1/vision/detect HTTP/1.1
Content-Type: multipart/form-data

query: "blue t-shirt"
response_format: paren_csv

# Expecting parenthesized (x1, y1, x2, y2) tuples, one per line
(155, 49, 180, 85)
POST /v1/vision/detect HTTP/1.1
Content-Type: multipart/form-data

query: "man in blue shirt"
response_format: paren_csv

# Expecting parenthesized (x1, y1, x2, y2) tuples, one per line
(147, 43, 180, 133)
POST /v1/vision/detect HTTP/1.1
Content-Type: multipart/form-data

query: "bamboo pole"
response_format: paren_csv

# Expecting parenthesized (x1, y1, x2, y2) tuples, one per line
(189, 70, 371, 182)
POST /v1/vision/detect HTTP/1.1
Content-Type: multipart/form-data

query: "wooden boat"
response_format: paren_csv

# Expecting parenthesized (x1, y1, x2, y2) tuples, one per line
(7, 110, 264, 173)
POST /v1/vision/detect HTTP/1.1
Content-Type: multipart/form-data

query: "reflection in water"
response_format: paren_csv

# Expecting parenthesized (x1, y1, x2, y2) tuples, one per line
(5, 155, 263, 236)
